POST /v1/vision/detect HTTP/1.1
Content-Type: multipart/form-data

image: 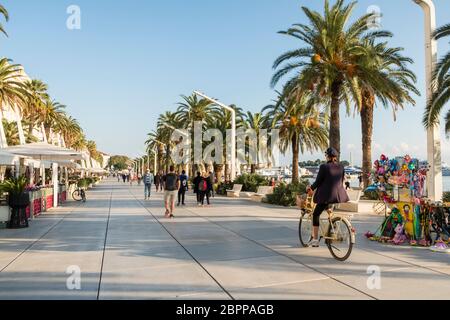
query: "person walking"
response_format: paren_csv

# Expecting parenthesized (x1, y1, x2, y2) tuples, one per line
(143, 169, 154, 200)
(199, 172, 212, 206)
(193, 171, 202, 205)
(163, 165, 179, 218)
(209, 171, 215, 198)
(177, 170, 188, 206)
(306, 148, 349, 248)
(154, 171, 161, 192)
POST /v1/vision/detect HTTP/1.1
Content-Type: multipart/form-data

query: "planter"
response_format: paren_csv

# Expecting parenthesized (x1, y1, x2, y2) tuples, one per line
(0, 206, 10, 223)
(8, 193, 31, 208)
(7, 192, 30, 229)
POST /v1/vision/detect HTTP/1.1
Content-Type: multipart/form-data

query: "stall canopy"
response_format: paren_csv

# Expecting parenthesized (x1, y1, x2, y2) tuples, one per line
(3, 142, 83, 161)
(0, 149, 22, 165)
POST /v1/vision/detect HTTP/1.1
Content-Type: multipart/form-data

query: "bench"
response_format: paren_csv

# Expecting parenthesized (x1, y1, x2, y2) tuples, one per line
(336, 189, 362, 212)
(227, 184, 243, 198)
(250, 186, 274, 202)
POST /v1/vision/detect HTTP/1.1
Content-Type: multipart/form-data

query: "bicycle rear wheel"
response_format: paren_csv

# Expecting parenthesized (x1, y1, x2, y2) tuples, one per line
(298, 211, 313, 247)
(326, 217, 353, 261)
(72, 190, 82, 201)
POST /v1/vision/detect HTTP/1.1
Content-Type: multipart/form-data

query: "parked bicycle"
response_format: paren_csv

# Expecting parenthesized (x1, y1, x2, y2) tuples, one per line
(72, 187, 86, 202)
(297, 193, 356, 261)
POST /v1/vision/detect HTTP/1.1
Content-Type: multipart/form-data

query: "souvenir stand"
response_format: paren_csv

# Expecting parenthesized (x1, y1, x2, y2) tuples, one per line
(365, 154, 435, 247)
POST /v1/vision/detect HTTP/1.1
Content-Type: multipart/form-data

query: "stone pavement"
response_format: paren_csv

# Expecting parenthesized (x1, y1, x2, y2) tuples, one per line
(0, 179, 448, 300)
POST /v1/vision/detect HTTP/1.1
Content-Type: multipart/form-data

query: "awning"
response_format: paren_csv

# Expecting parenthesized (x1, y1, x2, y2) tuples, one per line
(0, 149, 21, 165)
(3, 142, 83, 161)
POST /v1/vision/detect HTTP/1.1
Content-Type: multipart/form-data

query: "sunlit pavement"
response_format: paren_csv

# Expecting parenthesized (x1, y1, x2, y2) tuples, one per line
(0, 178, 449, 300)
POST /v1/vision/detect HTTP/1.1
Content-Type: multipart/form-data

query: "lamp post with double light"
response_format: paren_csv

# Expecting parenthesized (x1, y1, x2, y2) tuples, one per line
(193, 91, 236, 181)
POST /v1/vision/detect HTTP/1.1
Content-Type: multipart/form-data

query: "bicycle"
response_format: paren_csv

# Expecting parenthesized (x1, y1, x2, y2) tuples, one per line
(72, 187, 86, 202)
(297, 193, 356, 261)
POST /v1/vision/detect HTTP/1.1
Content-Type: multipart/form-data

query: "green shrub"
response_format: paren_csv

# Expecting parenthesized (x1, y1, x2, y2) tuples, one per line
(444, 192, 450, 202)
(363, 190, 379, 200)
(266, 180, 309, 207)
(216, 181, 234, 195)
(233, 174, 269, 192)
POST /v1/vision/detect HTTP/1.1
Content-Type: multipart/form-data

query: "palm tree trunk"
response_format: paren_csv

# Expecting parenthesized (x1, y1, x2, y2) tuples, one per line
(250, 164, 256, 174)
(330, 80, 342, 160)
(292, 134, 299, 184)
(361, 91, 375, 189)
(214, 163, 224, 184)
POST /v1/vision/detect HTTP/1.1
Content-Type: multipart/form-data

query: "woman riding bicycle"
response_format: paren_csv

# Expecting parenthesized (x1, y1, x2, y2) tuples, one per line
(306, 147, 349, 247)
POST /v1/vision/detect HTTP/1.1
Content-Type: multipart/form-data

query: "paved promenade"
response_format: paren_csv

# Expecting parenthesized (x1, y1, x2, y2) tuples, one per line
(0, 179, 449, 300)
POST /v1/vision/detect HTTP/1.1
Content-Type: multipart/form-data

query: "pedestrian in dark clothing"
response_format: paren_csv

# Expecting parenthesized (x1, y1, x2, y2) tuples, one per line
(199, 172, 212, 206)
(155, 172, 162, 192)
(192, 172, 202, 205)
(178, 170, 188, 206)
(306, 148, 349, 248)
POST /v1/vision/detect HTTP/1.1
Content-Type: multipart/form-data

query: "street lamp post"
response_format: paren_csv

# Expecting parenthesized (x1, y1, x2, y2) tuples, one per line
(161, 122, 190, 176)
(414, 0, 442, 201)
(194, 91, 236, 181)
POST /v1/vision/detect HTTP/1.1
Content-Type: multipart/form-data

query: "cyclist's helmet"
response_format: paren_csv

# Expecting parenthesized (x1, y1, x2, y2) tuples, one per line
(325, 147, 339, 158)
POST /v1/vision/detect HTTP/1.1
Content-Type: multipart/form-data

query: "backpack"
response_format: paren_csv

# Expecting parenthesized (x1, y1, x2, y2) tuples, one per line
(199, 179, 207, 192)
(165, 174, 178, 191)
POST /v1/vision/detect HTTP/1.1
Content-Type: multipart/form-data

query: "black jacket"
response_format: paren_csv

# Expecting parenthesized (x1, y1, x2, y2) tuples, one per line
(311, 162, 350, 204)
(193, 176, 201, 193)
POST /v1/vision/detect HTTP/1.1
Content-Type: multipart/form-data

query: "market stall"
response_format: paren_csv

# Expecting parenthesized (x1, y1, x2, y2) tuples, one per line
(365, 154, 450, 253)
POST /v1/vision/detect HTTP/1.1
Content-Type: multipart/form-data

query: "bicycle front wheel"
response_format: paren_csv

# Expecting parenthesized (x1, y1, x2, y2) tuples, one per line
(298, 211, 313, 247)
(72, 190, 82, 201)
(326, 217, 353, 261)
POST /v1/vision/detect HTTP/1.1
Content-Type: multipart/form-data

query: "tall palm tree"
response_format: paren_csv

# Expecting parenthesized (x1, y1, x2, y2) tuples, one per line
(271, 0, 388, 159)
(23, 79, 49, 135)
(424, 23, 450, 131)
(2, 119, 19, 146)
(354, 40, 419, 188)
(243, 112, 266, 174)
(263, 92, 328, 184)
(0, 58, 28, 114)
(209, 104, 245, 181)
(0, 4, 9, 36)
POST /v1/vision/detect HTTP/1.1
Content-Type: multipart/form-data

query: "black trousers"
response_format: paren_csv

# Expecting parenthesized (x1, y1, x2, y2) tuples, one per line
(200, 191, 210, 205)
(312, 203, 329, 227)
(178, 189, 186, 205)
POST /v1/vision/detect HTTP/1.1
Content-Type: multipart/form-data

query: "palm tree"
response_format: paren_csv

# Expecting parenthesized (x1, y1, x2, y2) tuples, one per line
(243, 112, 266, 174)
(271, 0, 387, 159)
(23, 79, 49, 135)
(2, 119, 19, 146)
(263, 92, 329, 184)
(209, 105, 245, 181)
(0, 59, 28, 115)
(354, 40, 419, 188)
(424, 23, 450, 131)
(0, 4, 9, 36)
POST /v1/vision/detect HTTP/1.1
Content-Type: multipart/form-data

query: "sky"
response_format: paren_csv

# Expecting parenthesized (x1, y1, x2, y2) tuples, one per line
(0, 0, 449, 166)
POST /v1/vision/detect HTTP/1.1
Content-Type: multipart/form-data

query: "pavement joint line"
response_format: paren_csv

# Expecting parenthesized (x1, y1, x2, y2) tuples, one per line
(96, 185, 114, 301)
(247, 277, 331, 289)
(185, 197, 450, 281)
(128, 188, 235, 301)
(361, 248, 450, 277)
(181, 206, 379, 300)
(0, 199, 85, 274)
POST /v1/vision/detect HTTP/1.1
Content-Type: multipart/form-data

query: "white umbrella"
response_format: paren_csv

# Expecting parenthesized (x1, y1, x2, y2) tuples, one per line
(3, 142, 83, 161)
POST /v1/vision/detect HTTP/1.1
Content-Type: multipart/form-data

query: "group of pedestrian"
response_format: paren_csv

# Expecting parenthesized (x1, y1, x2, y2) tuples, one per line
(192, 171, 214, 206)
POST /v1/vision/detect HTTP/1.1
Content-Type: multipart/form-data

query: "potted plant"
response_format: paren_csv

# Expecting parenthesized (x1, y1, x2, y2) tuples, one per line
(0, 176, 30, 229)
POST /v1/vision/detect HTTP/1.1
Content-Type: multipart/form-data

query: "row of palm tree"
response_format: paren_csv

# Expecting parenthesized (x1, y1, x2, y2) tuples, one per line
(271, 0, 419, 187)
(0, 4, 103, 165)
(144, 0, 447, 188)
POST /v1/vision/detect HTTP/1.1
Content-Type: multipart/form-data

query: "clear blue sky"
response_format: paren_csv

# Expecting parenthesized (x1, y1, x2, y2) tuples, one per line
(1, 0, 449, 165)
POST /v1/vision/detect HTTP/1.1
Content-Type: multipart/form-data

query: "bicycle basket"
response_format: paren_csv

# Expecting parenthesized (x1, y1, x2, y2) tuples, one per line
(296, 194, 315, 211)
